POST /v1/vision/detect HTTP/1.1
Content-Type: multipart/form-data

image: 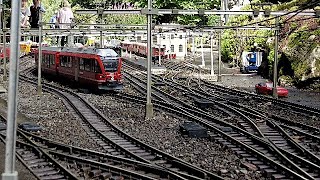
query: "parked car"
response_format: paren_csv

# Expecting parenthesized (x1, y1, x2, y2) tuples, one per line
(255, 82, 289, 97)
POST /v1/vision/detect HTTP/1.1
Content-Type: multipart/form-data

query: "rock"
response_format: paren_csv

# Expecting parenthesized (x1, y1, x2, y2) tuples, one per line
(240, 169, 248, 174)
(241, 162, 258, 171)
(220, 169, 228, 174)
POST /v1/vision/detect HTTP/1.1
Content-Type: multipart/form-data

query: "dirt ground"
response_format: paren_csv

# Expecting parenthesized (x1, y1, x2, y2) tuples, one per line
(216, 75, 320, 109)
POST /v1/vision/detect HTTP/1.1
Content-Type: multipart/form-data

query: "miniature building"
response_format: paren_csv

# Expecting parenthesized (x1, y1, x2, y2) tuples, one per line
(135, 24, 188, 59)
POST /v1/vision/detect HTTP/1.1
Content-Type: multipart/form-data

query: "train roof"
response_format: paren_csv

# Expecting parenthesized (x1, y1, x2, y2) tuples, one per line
(121, 41, 164, 49)
(41, 46, 119, 57)
(61, 47, 118, 57)
(41, 46, 62, 52)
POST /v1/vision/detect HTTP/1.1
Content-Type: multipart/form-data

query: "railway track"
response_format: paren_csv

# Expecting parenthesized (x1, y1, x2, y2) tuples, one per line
(18, 70, 222, 180)
(122, 61, 320, 179)
(113, 92, 313, 179)
(0, 114, 188, 179)
(160, 58, 320, 119)
(0, 116, 78, 180)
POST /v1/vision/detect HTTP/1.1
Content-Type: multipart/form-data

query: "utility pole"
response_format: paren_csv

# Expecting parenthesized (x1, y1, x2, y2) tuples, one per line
(201, 31, 205, 67)
(210, 32, 214, 76)
(37, 9, 43, 95)
(145, 0, 153, 118)
(3, 30, 7, 81)
(272, 16, 279, 98)
(2, 0, 21, 179)
(184, 30, 187, 60)
(99, 10, 103, 48)
(192, 33, 195, 60)
(169, 33, 172, 61)
(1, 0, 6, 81)
(217, 22, 222, 82)
(158, 31, 161, 65)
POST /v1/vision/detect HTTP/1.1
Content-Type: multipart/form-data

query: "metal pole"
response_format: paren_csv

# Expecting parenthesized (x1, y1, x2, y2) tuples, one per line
(272, 16, 279, 98)
(201, 33, 205, 67)
(145, 0, 153, 118)
(0, 0, 1, 81)
(3, 30, 7, 81)
(158, 32, 161, 65)
(184, 31, 187, 60)
(37, 9, 42, 95)
(99, 14, 103, 48)
(210, 32, 214, 76)
(1, 0, 21, 178)
(0, 0, 2, 30)
(169, 33, 172, 61)
(192, 34, 195, 59)
(218, 26, 222, 82)
(1, 0, 6, 81)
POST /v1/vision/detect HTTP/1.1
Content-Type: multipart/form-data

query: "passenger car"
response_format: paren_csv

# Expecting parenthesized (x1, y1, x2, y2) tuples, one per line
(255, 82, 289, 97)
(35, 47, 123, 91)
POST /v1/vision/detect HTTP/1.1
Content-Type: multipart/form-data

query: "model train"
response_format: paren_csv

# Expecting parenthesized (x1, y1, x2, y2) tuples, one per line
(0, 45, 10, 59)
(240, 51, 263, 73)
(120, 41, 176, 59)
(35, 46, 123, 91)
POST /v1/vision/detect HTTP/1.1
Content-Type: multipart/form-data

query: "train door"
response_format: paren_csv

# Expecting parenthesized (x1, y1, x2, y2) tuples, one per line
(74, 57, 79, 82)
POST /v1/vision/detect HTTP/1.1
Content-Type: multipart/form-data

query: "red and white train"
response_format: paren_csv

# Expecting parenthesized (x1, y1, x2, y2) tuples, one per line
(120, 41, 176, 60)
(0, 46, 10, 59)
(35, 47, 123, 91)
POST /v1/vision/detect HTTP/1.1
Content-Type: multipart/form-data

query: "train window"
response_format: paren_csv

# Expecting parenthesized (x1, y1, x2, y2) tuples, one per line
(79, 58, 84, 70)
(42, 54, 49, 68)
(84, 58, 91, 72)
(60, 56, 72, 68)
(46, 55, 50, 67)
(94, 60, 102, 73)
(67, 57, 72, 68)
(50, 55, 55, 65)
(179, 45, 183, 52)
(103, 59, 118, 73)
(60, 56, 65, 67)
(41, 55, 45, 66)
(170, 45, 174, 52)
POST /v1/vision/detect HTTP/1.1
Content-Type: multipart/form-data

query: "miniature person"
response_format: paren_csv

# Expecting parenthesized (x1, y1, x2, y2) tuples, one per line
(57, 0, 74, 46)
(49, 11, 58, 29)
(21, 0, 31, 28)
(29, 0, 45, 29)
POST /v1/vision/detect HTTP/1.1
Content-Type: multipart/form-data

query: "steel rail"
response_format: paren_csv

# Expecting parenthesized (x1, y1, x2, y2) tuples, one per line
(18, 72, 222, 180)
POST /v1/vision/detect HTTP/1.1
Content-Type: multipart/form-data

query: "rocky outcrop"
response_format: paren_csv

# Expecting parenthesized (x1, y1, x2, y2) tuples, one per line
(278, 17, 320, 87)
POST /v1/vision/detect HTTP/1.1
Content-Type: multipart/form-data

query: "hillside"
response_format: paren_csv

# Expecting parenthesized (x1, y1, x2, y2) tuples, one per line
(221, 0, 319, 90)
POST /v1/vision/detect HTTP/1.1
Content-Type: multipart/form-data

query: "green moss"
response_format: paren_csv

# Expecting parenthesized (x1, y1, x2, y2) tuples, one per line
(315, 58, 320, 72)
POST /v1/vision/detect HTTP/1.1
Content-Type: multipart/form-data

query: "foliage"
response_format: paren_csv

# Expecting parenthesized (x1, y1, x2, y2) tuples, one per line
(129, 0, 220, 25)
(41, 0, 62, 23)
(103, 14, 147, 25)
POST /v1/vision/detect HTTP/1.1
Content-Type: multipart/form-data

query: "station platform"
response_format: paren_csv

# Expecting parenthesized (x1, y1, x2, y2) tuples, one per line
(122, 55, 167, 75)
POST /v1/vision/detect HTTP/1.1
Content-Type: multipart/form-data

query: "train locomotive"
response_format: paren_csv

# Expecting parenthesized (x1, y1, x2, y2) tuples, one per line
(35, 46, 123, 91)
(240, 51, 263, 73)
(0, 45, 10, 59)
